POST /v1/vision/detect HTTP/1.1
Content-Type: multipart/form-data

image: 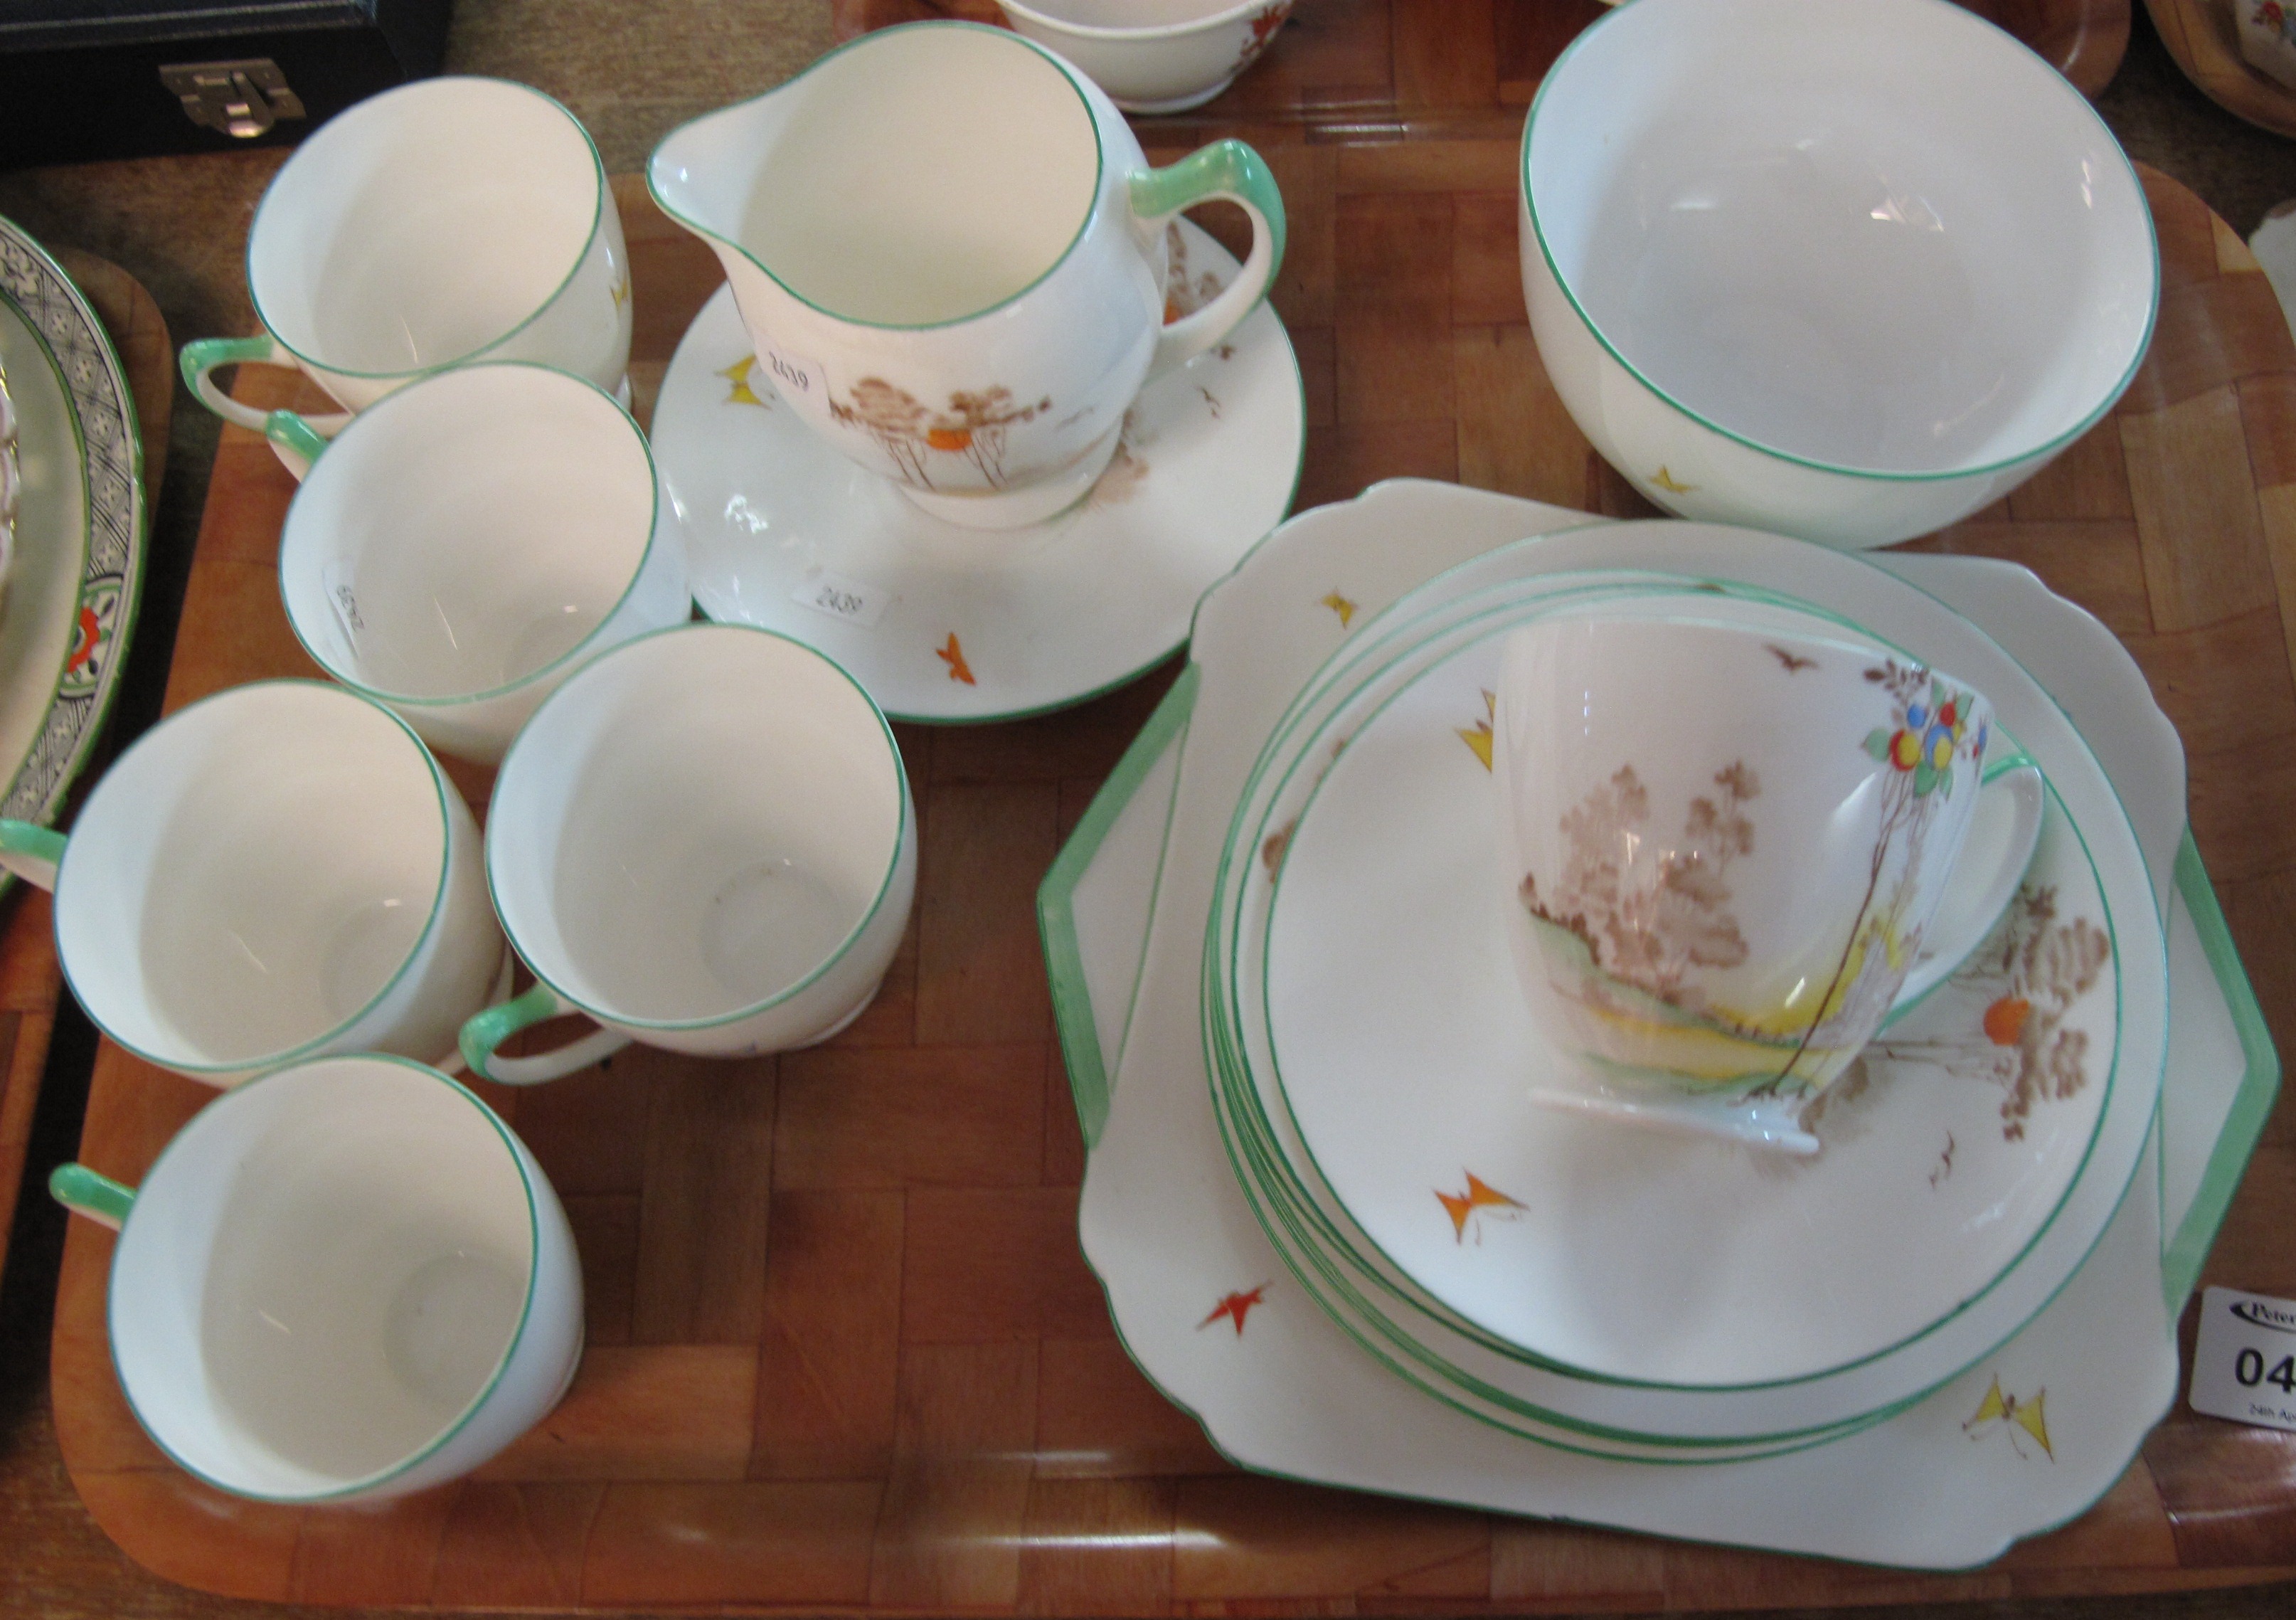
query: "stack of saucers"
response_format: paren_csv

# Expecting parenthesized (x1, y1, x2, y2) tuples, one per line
(1196, 526, 2166, 1457)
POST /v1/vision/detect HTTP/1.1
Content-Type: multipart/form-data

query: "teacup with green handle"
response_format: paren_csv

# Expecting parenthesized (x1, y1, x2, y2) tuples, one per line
(461, 623, 915, 1084)
(181, 76, 630, 465)
(51, 1054, 582, 1503)
(0, 680, 504, 1087)
(271, 362, 689, 766)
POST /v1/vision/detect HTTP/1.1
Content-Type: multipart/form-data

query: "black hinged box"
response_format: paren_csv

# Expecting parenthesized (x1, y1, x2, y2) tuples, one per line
(1, 1, 452, 170)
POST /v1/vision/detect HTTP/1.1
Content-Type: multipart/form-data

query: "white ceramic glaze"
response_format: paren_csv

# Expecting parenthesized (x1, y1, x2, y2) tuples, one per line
(651, 218, 1302, 721)
(276, 364, 690, 765)
(1520, 0, 2157, 549)
(466, 623, 915, 1084)
(648, 23, 1282, 528)
(55, 1055, 580, 1503)
(182, 78, 630, 440)
(996, 0, 1295, 113)
(1492, 608, 2014, 1148)
(0, 681, 501, 1086)
(1056, 482, 2194, 1565)
(1235, 583, 2122, 1414)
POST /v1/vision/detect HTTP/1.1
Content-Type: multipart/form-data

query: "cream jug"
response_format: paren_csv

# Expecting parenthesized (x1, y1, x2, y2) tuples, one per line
(648, 21, 1286, 529)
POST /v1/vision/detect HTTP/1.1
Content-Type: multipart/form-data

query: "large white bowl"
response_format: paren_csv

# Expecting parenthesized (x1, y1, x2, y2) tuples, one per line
(1519, 0, 2158, 549)
(996, 0, 1294, 114)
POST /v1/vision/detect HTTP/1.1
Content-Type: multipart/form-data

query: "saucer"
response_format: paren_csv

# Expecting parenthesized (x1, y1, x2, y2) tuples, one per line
(1038, 482, 2253, 1565)
(0, 218, 146, 874)
(649, 218, 1304, 723)
(1241, 591, 2118, 1399)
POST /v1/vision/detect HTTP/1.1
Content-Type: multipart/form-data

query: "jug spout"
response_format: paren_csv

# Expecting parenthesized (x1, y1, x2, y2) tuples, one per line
(647, 90, 790, 267)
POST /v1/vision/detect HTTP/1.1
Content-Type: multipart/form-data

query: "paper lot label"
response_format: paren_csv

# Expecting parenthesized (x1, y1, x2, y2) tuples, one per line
(2191, 1286, 2296, 1431)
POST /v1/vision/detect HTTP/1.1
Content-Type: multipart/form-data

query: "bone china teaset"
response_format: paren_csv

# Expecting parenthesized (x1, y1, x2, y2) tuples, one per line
(4, 0, 2238, 1566)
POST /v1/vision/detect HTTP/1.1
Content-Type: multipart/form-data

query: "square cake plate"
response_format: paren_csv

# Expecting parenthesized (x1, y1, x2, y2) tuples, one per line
(1038, 480, 2278, 1569)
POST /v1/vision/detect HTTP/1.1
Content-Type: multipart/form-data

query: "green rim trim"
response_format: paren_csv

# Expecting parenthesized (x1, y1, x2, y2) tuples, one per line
(2160, 830, 2282, 1312)
(1518, 0, 2161, 485)
(461, 982, 560, 1080)
(647, 23, 1103, 334)
(1039, 663, 1199, 1149)
(50, 1162, 133, 1224)
(52, 679, 459, 1078)
(263, 410, 330, 468)
(485, 622, 910, 1033)
(1128, 139, 1287, 309)
(1210, 568, 2138, 1415)
(104, 1054, 545, 1502)
(277, 362, 668, 709)
(179, 334, 275, 398)
(246, 77, 613, 382)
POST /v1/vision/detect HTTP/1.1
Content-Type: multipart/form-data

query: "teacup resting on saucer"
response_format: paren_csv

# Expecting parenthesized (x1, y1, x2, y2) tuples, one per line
(1493, 608, 2043, 1153)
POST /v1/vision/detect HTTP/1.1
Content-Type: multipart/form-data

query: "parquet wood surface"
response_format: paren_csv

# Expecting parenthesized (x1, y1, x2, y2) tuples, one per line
(48, 129, 2296, 1620)
(0, 251, 171, 1295)
(830, 0, 2133, 129)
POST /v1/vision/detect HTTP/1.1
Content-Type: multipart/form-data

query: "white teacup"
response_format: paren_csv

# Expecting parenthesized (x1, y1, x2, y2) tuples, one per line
(181, 77, 631, 444)
(272, 364, 690, 765)
(1493, 606, 2043, 1153)
(50, 1054, 581, 1503)
(0, 681, 504, 1086)
(461, 623, 917, 1084)
(649, 22, 1285, 529)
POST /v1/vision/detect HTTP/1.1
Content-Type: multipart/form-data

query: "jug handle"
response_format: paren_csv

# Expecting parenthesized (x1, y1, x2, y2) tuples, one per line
(1131, 140, 1288, 381)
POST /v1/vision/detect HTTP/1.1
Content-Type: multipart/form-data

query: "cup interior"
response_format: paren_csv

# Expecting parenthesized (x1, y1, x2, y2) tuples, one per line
(734, 26, 1100, 324)
(491, 628, 905, 1025)
(108, 1057, 535, 1498)
(1526, 0, 2154, 475)
(55, 684, 447, 1071)
(250, 78, 600, 376)
(280, 366, 655, 703)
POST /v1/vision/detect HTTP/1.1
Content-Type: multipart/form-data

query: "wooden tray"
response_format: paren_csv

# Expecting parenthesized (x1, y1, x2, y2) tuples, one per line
(829, 0, 2132, 131)
(2147, 0, 2296, 139)
(49, 152, 2296, 1608)
(0, 249, 170, 1295)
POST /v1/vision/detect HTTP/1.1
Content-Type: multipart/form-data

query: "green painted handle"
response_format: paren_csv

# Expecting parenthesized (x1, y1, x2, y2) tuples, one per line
(0, 819, 65, 891)
(264, 411, 332, 479)
(180, 335, 283, 431)
(460, 982, 630, 1085)
(1130, 139, 1287, 378)
(51, 1163, 134, 1229)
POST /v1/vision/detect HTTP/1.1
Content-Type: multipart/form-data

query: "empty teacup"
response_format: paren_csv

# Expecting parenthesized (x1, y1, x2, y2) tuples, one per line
(461, 623, 916, 1084)
(50, 1054, 582, 1503)
(649, 22, 1285, 528)
(1492, 605, 2043, 1153)
(0, 681, 504, 1086)
(181, 76, 631, 443)
(273, 364, 690, 765)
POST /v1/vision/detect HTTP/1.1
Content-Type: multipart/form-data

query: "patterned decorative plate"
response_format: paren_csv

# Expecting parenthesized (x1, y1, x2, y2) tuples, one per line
(650, 218, 1304, 723)
(0, 215, 146, 874)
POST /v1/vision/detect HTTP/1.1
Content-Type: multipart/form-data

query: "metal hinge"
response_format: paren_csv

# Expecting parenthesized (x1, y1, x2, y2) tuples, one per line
(159, 60, 308, 139)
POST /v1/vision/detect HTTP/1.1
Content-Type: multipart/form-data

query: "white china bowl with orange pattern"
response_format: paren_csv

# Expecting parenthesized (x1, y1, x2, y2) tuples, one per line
(995, 0, 1295, 114)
